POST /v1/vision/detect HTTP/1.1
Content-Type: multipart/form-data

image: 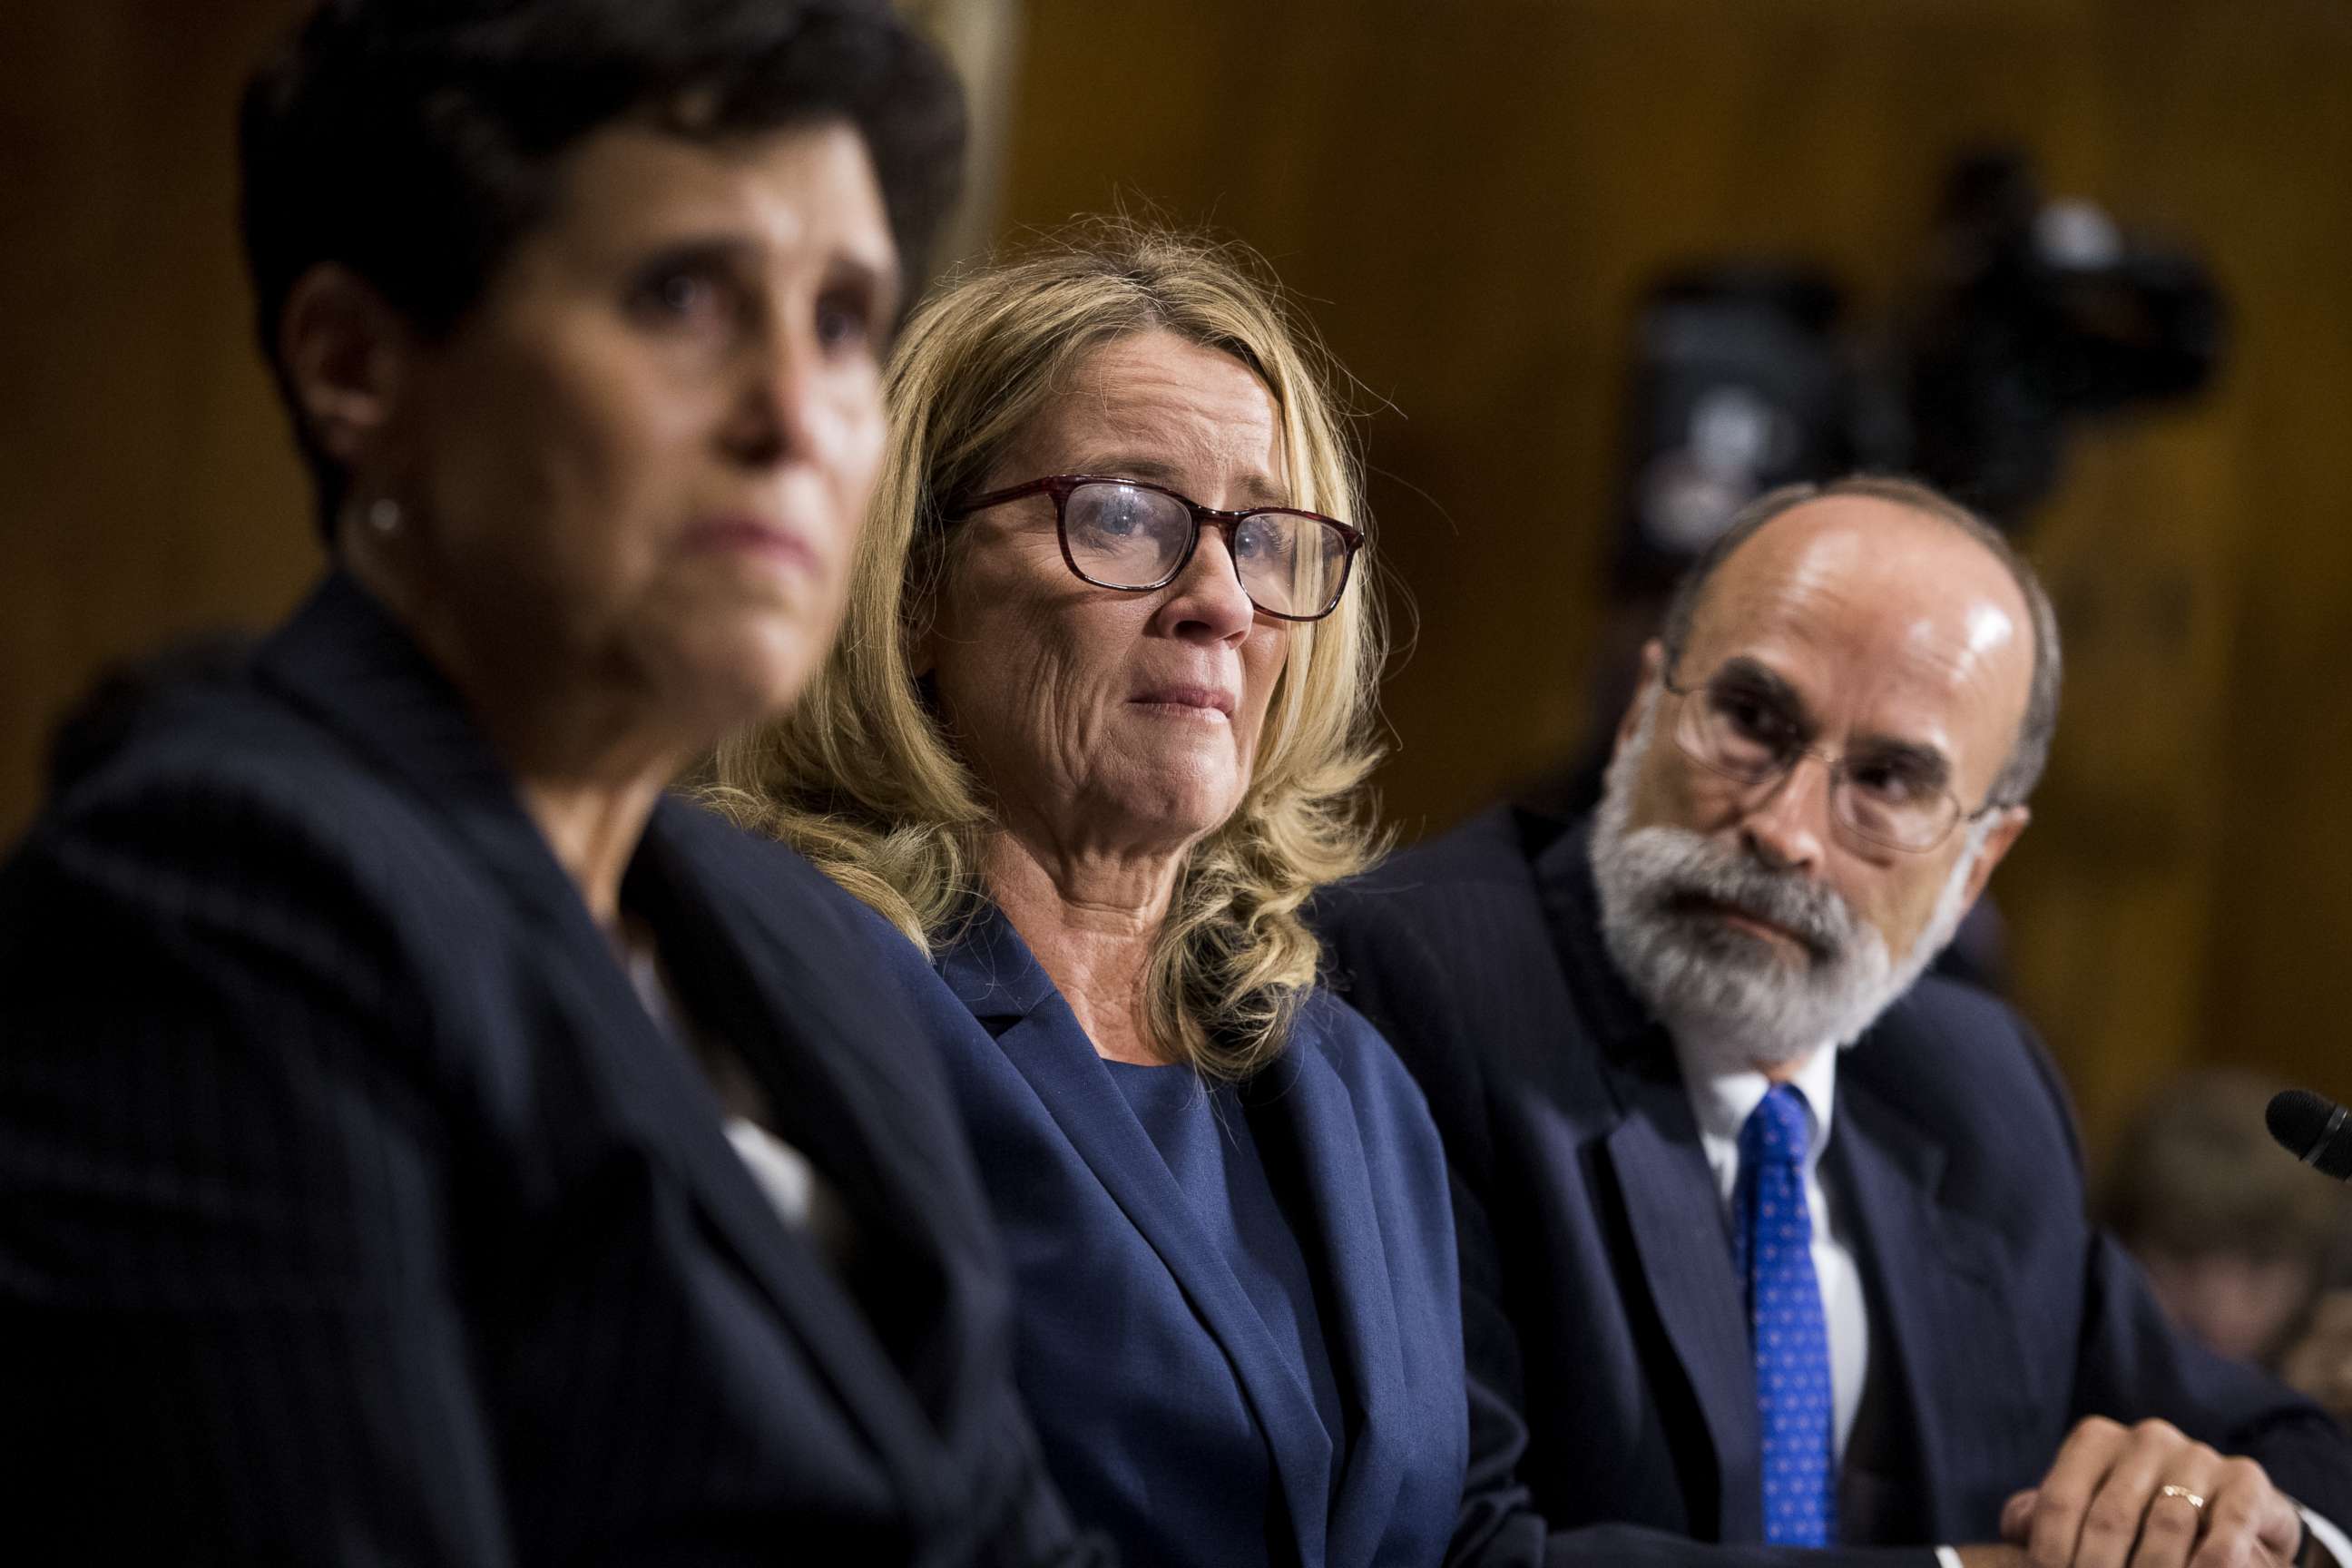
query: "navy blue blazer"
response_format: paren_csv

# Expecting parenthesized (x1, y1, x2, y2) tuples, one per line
(0, 573, 1093, 1566)
(848, 898, 1468, 1568)
(1315, 806, 2352, 1567)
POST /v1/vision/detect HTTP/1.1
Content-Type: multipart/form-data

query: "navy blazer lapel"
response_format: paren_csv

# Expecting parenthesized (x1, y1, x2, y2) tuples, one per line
(252, 574, 943, 1494)
(1600, 1068, 1764, 1541)
(557, 858, 947, 1497)
(1536, 822, 1763, 1541)
(940, 909, 1334, 1568)
(624, 810, 971, 1475)
(1245, 1041, 1408, 1568)
(645, 816, 981, 1284)
(1830, 1062, 2029, 1542)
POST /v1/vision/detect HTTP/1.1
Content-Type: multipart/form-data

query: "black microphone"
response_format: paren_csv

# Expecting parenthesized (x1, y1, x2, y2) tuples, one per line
(2266, 1089, 2352, 1180)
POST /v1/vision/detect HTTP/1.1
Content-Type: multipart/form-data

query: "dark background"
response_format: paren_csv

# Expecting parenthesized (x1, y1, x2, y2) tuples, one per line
(5, 0, 2350, 1156)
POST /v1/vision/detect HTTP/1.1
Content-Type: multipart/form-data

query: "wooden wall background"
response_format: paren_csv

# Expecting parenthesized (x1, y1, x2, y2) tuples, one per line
(5, 0, 2348, 1156)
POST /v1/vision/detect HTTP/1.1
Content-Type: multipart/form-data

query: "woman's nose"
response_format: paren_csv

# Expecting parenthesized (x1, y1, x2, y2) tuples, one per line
(1154, 524, 1257, 642)
(722, 313, 845, 468)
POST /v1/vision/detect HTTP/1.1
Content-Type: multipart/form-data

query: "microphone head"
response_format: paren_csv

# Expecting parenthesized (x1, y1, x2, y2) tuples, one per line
(2268, 1088, 2352, 1179)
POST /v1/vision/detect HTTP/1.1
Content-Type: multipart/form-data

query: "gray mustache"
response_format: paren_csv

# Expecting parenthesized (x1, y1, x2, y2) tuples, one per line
(1646, 835, 1854, 956)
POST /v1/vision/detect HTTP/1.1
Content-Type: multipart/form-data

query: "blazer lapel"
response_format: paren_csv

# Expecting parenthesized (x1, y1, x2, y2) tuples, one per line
(562, 879, 949, 1497)
(1830, 1067, 2032, 1542)
(940, 909, 1333, 1568)
(1600, 1067, 1764, 1541)
(1536, 820, 1762, 1541)
(1245, 1042, 1409, 1568)
(253, 575, 943, 1499)
(666, 825, 984, 1281)
(623, 810, 971, 1485)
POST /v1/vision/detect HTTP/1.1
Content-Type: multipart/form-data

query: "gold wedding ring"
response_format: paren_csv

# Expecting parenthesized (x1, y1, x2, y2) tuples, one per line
(2158, 1485, 2208, 1511)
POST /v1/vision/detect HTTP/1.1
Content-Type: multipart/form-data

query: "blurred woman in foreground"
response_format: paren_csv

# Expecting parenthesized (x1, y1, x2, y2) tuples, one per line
(0, 1, 1097, 1561)
(720, 223, 1476, 1567)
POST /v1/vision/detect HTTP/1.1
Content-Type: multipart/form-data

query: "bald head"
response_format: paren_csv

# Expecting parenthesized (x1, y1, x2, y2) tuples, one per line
(1660, 476, 2062, 806)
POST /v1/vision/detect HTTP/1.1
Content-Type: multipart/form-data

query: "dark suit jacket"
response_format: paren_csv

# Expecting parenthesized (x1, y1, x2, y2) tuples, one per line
(1314, 805, 2352, 1567)
(849, 899, 1468, 1568)
(0, 573, 1095, 1566)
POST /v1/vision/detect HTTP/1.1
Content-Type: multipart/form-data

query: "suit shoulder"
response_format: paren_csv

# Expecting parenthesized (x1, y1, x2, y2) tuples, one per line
(663, 808, 950, 1015)
(771, 860, 966, 1026)
(1289, 986, 1447, 1159)
(0, 684, 482, 1104)
(1879, 975, 2058, 1087)
(662, 802, 871, 938)
(56, 675, 273, 785)
(1317, 807, 1566, 1024)
(1860, 975, 2082, 1171)
(1294, 988, 1427, 1098)
(670, 812, 932, 962)
(1318, 806, 1554, 963)
(1346, 804, 1553, 898)
(17, 681, 470, 943)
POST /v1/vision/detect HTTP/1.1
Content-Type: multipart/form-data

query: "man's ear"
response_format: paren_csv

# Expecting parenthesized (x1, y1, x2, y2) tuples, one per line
(1614, 639, 1667, 757)
(278, 263, 413, 475)
(1960, 803, 2031, 908)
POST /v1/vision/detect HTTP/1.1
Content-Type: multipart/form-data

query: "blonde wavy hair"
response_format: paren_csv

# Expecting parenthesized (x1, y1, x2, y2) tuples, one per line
(711, 219, 1387, 1081)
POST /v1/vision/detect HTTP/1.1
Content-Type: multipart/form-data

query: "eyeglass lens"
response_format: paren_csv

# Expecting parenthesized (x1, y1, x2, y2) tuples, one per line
(1674, 681, 1961, 851)
(1062, 481, 1348, 620)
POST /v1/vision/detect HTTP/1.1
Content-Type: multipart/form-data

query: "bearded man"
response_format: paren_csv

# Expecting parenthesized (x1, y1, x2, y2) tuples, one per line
(1316, 476, 2352, 1568)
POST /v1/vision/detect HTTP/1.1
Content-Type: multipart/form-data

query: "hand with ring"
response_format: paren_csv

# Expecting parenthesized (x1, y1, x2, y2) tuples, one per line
(1992, 1416, 2303, 1567)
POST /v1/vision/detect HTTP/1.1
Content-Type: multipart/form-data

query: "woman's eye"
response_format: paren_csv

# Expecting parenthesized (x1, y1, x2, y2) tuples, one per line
(815, 289, 876, 353)
(632, 267, 729, 330)
(1233, 519, 1289, 563)
(1080, 499, 1143, 536)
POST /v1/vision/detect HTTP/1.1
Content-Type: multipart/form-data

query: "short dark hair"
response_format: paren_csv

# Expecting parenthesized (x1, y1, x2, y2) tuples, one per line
(1656, 474, 2063, 807)
(240, 0, 966, 532)
(2100, 1070, 2345, 1263)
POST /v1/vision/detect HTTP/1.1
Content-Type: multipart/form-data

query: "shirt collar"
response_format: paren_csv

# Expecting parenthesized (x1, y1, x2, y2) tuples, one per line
(1676, 1036, 1841, 1207)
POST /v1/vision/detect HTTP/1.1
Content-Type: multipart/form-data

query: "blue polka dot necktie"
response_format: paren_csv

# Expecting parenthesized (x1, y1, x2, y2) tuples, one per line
(1734, 1083, 1837, 1547)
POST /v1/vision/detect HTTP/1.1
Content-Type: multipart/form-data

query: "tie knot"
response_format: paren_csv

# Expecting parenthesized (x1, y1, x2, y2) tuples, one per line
(1741, 1083, 1811, 1167)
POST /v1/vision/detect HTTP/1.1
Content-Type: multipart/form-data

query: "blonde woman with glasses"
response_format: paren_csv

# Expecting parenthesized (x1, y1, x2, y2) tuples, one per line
(720, 222, 1508, 1567)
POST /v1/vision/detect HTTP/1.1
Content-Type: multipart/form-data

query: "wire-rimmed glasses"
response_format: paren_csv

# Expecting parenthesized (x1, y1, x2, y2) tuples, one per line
(1661, 665, 2005, 853)
(946, 474, 1364, 622)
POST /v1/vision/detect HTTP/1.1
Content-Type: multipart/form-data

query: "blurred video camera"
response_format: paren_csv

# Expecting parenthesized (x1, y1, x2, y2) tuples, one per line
(1614, 148, 2226, 591)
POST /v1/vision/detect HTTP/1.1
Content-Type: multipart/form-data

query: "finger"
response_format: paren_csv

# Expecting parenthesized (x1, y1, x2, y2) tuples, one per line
(2028, 1417, 2134, 1568)
(2004, 1489, 2041, 1544)
(2186, 1458, 2302, 1568)
(2066, 1426, 2192, 1568)
(2126, 1487, 2204, 1568)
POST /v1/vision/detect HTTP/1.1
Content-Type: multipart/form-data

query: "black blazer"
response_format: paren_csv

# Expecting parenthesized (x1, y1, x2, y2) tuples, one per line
(1315, 805, 2352, 1567)
(0, 573, 1096, 1566)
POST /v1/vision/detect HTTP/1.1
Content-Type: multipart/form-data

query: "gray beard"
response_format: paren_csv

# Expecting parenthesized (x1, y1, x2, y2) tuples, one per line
(1589, 694, 1985, 1076)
